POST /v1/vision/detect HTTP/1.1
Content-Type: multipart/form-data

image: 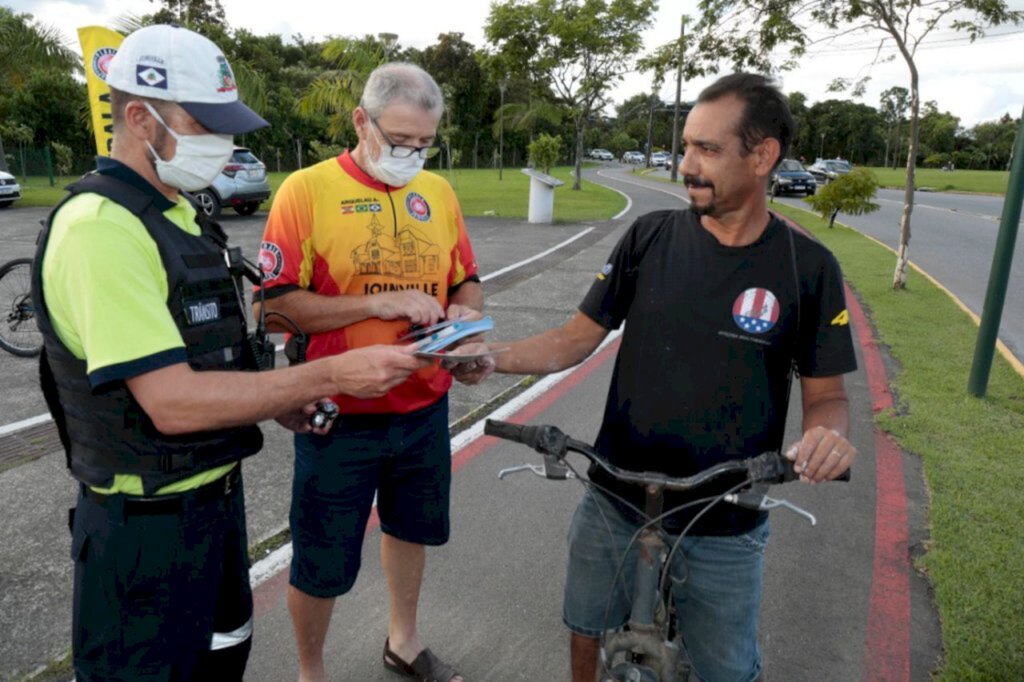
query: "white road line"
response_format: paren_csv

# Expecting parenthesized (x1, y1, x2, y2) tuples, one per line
(596, 170, 691, 205)
(249, 328, 624, 588)
(1, 227, 598, 437)
(480, 227, 595, 281)
(874, 196, 1007, 223)
(0, 413, 51, 437)
(606, 185, 633, 219)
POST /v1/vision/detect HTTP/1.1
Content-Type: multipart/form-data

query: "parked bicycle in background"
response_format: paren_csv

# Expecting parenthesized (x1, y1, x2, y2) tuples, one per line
(0, 257, 42, 357)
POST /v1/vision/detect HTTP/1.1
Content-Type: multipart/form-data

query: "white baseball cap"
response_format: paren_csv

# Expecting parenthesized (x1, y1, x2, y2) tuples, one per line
(106, 24, 269, 135)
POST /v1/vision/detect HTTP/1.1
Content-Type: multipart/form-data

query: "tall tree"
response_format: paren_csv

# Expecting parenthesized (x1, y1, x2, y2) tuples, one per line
(879, 86, 909, 169)
(146, 0, 227, 33)
(918, 101, 961, 159)
(419, 33, 490, 166)
(971, 114, 1018, 170)
(486, 0, 656, 189)
(689, 0, 1023, 288)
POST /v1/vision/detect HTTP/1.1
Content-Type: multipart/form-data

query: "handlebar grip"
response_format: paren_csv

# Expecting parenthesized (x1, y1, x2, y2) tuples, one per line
(750, 452, 851, 483)
(484, 420, 569, 457)
(484, 419, 526, 443)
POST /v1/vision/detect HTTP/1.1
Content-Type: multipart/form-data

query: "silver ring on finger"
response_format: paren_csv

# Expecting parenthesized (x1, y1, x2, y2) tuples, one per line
(829, 449, 843, 459)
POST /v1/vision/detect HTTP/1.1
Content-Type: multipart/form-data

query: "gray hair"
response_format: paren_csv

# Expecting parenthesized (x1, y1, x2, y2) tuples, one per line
(360, 62, 444, 118)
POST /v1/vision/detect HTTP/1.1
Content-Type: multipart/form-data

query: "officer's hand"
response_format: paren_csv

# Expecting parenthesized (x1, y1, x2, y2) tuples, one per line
(329, 344, 430, 399)
(785, 426, 857, 483)
(371, 290, 445, 327)
(275, 402, 334, 435)
(441, 342, 496, 386)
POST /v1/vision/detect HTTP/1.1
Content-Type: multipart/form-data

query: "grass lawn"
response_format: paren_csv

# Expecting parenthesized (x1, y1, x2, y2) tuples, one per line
(269, 166, 625, 221)
(862, 166, 1009, 195)
(11, 176, 80, 207)
(13, 165, 626, 223)
(437, 166, 625, 221)
(771, 202, 1024, 680)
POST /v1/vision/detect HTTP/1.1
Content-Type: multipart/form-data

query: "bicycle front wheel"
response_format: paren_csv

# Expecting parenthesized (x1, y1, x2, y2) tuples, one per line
(0, 258, 43, 358)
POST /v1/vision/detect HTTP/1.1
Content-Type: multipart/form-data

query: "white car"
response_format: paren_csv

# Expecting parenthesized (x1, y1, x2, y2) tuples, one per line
(649, 151, 670, 167)
(190, 147, 271, 219)
(622, 151, 644, 164)
(0, 170, 21, 208)
(590, 148, 614, 161)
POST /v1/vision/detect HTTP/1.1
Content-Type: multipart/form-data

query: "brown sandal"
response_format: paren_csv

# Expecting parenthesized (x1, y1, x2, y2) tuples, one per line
(383, 637, 462, 682)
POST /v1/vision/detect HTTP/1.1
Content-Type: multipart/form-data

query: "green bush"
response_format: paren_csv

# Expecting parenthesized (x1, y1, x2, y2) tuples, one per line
(804, 167, 880, 227)
(528, 133, 561, 175)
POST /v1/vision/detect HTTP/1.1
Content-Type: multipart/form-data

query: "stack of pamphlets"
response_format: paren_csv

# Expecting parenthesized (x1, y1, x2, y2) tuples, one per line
(400, 317, 502, 363)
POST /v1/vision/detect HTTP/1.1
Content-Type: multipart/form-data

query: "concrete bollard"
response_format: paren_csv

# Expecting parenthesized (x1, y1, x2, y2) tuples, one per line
(521, 168, 565, 224)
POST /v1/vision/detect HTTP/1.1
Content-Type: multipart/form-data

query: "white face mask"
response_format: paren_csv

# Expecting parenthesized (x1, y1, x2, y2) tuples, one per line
(364, 124, 426, 187)
(143, 102, 234, 192)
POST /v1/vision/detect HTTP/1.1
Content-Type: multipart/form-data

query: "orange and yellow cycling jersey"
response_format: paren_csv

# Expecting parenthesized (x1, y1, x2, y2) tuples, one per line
(259, 151, 479, 414)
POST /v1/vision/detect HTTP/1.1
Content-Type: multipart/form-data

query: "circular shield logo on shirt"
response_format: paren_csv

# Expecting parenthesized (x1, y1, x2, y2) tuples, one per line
(92, 47, 117, 81)
(732, 287, 780, 335)
(258, 241, 284, 281)
(406, 192, 431, 222)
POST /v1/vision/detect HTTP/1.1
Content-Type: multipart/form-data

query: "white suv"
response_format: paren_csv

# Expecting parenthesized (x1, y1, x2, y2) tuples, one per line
(190, 147, 271, 219)
(0, 170, 21, 208)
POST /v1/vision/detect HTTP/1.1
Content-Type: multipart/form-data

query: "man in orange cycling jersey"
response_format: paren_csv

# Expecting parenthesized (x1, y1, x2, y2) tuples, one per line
(257, 62, 481, 682)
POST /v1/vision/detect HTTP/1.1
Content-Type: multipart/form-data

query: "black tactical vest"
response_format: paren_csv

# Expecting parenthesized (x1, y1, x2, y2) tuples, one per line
(32, 173, 263, 494)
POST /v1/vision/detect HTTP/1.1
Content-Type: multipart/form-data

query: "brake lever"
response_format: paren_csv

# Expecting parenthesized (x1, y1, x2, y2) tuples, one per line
(498, 453, 575, 481)
(724, 489, 817, 526)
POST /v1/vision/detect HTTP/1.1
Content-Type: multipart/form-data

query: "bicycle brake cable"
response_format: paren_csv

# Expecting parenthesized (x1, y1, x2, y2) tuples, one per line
(660, 479, 751, 597)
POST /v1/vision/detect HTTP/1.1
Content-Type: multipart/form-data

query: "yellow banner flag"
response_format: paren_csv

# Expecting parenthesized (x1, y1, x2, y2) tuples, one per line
(78, 26, 124, 157)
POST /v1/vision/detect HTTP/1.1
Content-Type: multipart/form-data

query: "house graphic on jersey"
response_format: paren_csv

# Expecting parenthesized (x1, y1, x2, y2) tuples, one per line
(351, 214, 441, 278)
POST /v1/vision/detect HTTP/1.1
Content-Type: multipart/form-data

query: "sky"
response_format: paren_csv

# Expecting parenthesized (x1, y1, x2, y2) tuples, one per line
(7, 0, 1024, 129)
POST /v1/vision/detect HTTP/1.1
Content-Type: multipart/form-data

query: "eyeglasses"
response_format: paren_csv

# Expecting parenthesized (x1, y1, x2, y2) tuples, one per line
(371, 118, 441, 160)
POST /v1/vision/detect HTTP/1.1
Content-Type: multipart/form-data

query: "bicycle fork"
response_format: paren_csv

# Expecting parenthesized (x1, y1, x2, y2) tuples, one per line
(601, 486, 680, 682)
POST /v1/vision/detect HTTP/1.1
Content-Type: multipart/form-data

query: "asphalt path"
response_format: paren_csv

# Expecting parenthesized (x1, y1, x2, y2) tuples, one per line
(0, 167, 943, 680)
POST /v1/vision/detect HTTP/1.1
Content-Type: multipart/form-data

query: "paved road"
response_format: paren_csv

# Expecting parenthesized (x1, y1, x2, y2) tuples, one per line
(0, 168, 942, 681)
(773, 186, 1024, 361)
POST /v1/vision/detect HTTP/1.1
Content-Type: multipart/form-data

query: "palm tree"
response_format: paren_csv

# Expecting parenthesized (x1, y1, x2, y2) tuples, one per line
(0, 8, 79, 172)
(298, 36, 387, 141)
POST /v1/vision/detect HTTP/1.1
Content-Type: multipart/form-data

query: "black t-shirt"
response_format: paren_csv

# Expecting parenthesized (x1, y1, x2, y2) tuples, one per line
(580, 209, 857, 535)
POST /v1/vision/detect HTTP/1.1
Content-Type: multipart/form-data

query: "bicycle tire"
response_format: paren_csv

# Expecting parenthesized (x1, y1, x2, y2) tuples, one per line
(0, 258, 43, 358)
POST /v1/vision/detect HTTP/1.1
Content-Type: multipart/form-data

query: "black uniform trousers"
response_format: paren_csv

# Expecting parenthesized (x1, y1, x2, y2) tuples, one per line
(69, 468, 253, 681)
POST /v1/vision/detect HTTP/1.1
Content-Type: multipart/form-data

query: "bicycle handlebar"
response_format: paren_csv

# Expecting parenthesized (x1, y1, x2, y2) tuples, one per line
(484, 419, 850, 489)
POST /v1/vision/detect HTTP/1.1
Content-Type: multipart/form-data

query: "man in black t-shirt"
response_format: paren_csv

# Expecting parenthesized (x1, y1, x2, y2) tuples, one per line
(453, 73, 857, 682)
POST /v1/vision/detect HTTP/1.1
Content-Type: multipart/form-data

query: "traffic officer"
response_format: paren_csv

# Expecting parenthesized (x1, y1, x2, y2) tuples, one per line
(32, 25, 424, 681)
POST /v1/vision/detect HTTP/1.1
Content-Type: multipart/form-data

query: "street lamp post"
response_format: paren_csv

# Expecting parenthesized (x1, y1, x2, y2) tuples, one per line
(819, 132, 825, 160)
(498, 80, 506, 181)
(670, 16, 687, 182)
(378, 33, 398, 61)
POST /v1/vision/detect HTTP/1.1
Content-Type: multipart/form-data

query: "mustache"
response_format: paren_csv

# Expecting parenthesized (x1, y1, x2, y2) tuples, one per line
(683, 175, 714, 189)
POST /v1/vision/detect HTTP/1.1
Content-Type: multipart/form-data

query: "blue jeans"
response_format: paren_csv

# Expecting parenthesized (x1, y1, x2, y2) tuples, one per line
(563, 489, 770, 682)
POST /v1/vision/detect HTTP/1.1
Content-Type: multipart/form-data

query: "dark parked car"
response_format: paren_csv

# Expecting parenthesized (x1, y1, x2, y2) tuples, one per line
(770, 159, 817, 197)
(806, 158, 852, 185)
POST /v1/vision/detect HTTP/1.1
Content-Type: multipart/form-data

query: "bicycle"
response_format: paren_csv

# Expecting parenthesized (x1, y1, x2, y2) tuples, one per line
(484, 419, 842, 682)
(0, 257, 42, 357)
